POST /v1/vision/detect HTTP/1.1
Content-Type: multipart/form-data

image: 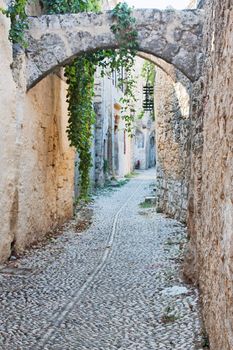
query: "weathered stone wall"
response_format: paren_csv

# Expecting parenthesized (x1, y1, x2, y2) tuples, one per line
(1, 3, 233, 348)
(187, 0, 233, 348)
(155, 67, 191, 223)
(15, 74, 75, 254)
(25, 9, 204, 89)
(93, 68, 111, 186)
(0, 1, 75, 261)
(0, 1, 18, 260)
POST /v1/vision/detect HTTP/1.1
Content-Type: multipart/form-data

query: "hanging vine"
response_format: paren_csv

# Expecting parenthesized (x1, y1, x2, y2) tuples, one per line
(65, 57, 96, 198)
(0, 0, 28, 47)
(107, 2, 139, 133)
(41, 1, 101, 200)
(41, 0, 100, 14)
(2, 0, 139, 199)
(141, 61, 156, 86)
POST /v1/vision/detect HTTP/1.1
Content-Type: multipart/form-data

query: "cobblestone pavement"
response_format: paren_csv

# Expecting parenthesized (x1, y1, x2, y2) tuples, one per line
(0, 169, 204, 350)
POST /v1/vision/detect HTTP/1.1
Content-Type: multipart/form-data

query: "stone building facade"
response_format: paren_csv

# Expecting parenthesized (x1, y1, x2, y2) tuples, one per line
(155, 66, 191, 223)
(75, 0, 137, 191)
(82, 55, 156, 191)
(89, 66, 135, 187)
(0, 1, 233, 348)
(0, 0, 75, 261)
(185, 0, 233, 349)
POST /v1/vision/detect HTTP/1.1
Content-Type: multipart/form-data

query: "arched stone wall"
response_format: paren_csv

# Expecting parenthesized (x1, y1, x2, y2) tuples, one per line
(25, 9, 204, 89)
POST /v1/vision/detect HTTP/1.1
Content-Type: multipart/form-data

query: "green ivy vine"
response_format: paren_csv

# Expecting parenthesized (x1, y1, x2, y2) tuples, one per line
(45, 1, 139, 198)
(2, 0, 139, 199)
(65, 56, 96, 198)
(109, 2, 139, 132)
(0, 0, 28, 47)
(41, 0, 100, 14)
(141, 60, 156, 86)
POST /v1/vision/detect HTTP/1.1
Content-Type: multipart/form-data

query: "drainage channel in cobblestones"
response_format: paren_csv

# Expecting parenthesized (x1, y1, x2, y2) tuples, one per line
(0, 169, 204, 349)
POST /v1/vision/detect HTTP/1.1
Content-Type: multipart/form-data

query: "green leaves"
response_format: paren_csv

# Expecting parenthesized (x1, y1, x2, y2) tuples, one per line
(3, 0, 139, 198)
(108, 2, 139, 133)
(65, 58, 96, 197)
(141, 61, 156, 85)
(111, 2, 138, 53)
(41, 0, 101, 14)
(2, 0, 28, 47)
(64, 2, 139, 197)
(41, 0, 101, 199)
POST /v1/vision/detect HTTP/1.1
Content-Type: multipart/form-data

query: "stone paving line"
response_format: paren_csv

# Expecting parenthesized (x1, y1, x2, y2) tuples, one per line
(34, 180, 143, 350)
(0, 169, 204, 349)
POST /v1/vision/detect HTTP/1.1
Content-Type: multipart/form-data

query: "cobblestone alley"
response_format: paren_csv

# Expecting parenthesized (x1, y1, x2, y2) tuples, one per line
(0, 169, 203, 349)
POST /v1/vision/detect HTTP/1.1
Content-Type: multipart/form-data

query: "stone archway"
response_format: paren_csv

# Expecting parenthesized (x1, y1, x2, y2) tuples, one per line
(25, 8, 204, 89)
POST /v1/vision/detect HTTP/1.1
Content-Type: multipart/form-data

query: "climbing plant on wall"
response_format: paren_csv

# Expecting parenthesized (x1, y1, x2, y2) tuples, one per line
(42, 0, 139, 198)
(40, 0, 102, 200)
(108, 2, 139, 132)
(41, 0, 100, 14)
(0, 0, 28, 47)
(2, 0, 139, 199)
(65, 57, 96, 198)
(141, 61, 156, 86)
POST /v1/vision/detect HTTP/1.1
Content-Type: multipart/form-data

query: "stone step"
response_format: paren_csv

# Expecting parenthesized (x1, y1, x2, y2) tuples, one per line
(145, 196, 156, 204)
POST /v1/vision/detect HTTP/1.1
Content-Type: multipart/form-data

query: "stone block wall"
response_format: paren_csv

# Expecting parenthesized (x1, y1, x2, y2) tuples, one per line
(15, 75, 75, 254)
(155, 67, 191, 223)
(186, 0, 233, 348)
(0, 2, 18, 261)
(0, 1, 75, 261)
(93, 69, 109, 187)
(1, 2, 233, 348)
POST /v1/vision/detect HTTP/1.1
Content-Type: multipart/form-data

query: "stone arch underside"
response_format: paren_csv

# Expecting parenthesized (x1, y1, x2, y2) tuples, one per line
(26, 9, 204, 89)
(138, 52, 179, 82)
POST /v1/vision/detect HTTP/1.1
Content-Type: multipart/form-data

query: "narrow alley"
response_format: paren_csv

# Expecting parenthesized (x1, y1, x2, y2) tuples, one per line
(1, 0, 232, 348)
(0, 169, 203, 349)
